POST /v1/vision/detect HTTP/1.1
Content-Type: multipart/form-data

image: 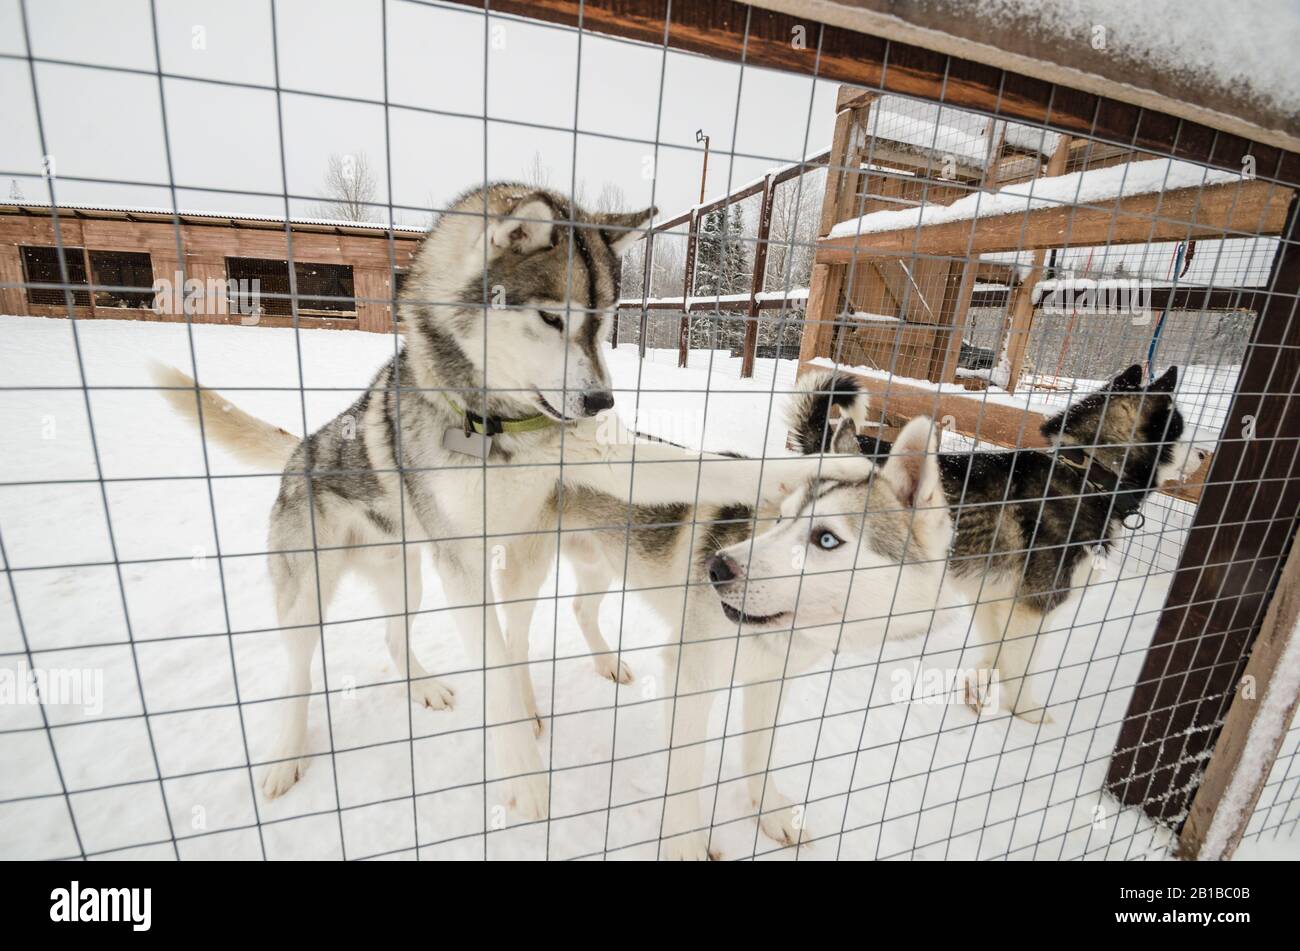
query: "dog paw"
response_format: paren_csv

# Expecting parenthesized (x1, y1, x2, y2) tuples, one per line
(261, 757, 308, 800)
(411, 678, 455, 711)
(661, 832, 719, 861)
(758, 803, 812, 850)
(1012, 702, 1053, 725)
(593, 653, 634, 684)
(963, 669, 998, 715)
(506, 772, 550, 822)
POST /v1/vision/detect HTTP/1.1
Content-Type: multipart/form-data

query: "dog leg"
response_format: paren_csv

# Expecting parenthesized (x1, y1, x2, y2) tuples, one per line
(367, 547, 455, 712)
(968, 599, 1051, 723)
(660, 637, 730, 861)
(568, 539, 633, 684)
(495, 538, 552, 738)
(438, 545, 550, 822)
(261, 550, 340, 799)
(741, 665, 810, 850)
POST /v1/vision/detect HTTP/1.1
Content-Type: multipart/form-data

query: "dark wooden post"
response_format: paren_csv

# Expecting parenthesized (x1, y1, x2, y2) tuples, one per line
(81, 244, 96, 317)
(679, 208, 698, 368)
(741, 174, 776, 379)
(1105, 193, 1300, 825)
(636, 229, 655, 358)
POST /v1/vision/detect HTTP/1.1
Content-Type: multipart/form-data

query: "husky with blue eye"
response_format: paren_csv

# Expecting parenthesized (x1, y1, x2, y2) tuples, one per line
(715, 364, 1205, 726)
(153, 183, 872, 824)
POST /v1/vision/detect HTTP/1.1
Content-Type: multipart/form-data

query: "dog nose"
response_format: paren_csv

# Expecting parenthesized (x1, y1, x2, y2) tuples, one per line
(582, 389, 615, 415)
(707, 553, 738, 586)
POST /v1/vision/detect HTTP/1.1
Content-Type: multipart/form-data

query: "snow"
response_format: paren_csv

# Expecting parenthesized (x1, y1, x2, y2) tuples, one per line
(0, 314, 1266, 861)
(830, 158, 1240, 238)
(968, 1, 1298, 121)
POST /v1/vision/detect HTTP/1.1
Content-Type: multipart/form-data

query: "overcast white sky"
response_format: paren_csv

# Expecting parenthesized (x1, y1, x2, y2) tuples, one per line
(0, 0, 838, 226)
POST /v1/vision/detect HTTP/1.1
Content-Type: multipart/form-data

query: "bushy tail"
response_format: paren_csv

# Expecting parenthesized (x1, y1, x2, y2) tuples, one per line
(150, 361, 299, 468)
(785, 371, 869, 454)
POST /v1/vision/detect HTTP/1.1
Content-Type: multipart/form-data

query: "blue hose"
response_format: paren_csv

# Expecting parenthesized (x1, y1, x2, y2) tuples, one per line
(1147, 241, 1185, 373)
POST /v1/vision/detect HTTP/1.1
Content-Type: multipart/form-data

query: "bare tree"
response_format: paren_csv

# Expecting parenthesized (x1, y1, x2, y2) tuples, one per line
(313, 152, 379, 222)
(8, 179, 23, 201)
(523, 152, 551, 190)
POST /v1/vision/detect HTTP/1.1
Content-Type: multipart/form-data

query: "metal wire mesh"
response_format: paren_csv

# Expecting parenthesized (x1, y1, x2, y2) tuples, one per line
(0, 0, 1297, 862)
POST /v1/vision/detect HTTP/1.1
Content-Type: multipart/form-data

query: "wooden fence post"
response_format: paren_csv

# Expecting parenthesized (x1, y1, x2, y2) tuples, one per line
(1179, 534, 1300, 858)
(636, 228, 655, 358)
(741, 174, 776, 379)
(679, 208, 698, 368)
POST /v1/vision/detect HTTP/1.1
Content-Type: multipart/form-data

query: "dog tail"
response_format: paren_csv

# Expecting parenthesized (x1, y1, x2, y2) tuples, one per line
(150, 361, 299, 468)
(785, 371, 869, 454)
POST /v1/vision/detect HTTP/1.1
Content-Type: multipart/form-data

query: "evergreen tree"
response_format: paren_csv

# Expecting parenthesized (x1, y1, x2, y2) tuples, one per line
(693, 205, 749, 298)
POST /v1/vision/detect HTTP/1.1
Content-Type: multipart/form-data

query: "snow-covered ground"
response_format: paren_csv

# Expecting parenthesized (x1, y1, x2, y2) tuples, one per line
(0, 315, 1293, 860)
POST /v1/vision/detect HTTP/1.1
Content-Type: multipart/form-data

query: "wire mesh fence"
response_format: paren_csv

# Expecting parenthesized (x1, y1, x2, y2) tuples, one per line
(1, 0, 1298, 862)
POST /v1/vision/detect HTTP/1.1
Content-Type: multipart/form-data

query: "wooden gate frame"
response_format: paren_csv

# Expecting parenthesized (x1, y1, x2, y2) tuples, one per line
(453, 0, 1300, 857)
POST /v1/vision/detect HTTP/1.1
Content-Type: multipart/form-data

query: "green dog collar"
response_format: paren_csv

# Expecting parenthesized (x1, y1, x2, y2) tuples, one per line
(441, 392, 556, 436)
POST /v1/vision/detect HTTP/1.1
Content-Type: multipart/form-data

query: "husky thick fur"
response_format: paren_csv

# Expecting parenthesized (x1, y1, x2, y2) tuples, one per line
(715, 365, 1201, 739)
(156, 183, 872, 821)
(555, 367, 1197, 857)
(499, 373, 950, 859)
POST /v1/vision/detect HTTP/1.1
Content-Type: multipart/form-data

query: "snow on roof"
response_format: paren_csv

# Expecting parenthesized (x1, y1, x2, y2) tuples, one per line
(0, 198, 429, 233)
(751, 1, 1300, 153)
(829, 158, 1239, 238)
(864, 96, 1065, 169)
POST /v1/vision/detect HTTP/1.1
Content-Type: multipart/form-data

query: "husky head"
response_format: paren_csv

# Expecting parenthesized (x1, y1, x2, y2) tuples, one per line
(402, 182, 655, 421)
(706, 417, 952, 642)
(1039, 364, 1206, 489)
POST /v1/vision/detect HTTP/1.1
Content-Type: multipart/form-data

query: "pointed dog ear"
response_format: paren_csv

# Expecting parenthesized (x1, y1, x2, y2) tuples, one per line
(1147, 365, 1179, 393)
(879, 416, 941, 509)
(1114, 364, 1144, 389)
(830, 415, 859, 455)
(596, 206, 657, 254)
(488, 197, 556, 255)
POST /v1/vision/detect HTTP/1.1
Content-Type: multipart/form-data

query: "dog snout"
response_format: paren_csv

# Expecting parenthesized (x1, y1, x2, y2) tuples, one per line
(707, 553, 739, 586)
(581, 389, 615, 415)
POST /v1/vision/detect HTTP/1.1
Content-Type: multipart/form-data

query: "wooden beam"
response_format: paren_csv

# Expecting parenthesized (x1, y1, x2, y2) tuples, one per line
(816, 178, 1294, 262)
(447, 1, 1298, 185)
(1178, 535, 1300, 859)
(1105, 195, 1300, 825)
(969, 284, 1269, 311)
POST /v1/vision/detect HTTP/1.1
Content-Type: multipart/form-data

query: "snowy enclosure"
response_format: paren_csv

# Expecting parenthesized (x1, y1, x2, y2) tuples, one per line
(2, 0, 1299, 863)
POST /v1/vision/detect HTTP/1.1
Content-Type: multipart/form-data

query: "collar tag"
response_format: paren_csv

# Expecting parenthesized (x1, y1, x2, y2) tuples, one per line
(443, 426, 492, 459)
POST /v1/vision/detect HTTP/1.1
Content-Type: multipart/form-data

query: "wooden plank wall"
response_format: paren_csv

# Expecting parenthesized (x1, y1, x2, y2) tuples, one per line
(0, 214, 421, 332)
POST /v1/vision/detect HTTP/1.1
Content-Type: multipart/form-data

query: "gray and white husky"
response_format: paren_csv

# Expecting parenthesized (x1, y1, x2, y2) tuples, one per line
(155, 183, 871, 821)
(521, 382, 947, 859)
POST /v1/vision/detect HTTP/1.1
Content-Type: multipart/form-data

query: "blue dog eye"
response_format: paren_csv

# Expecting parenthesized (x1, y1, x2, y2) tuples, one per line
(815, 530, 841, 550)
